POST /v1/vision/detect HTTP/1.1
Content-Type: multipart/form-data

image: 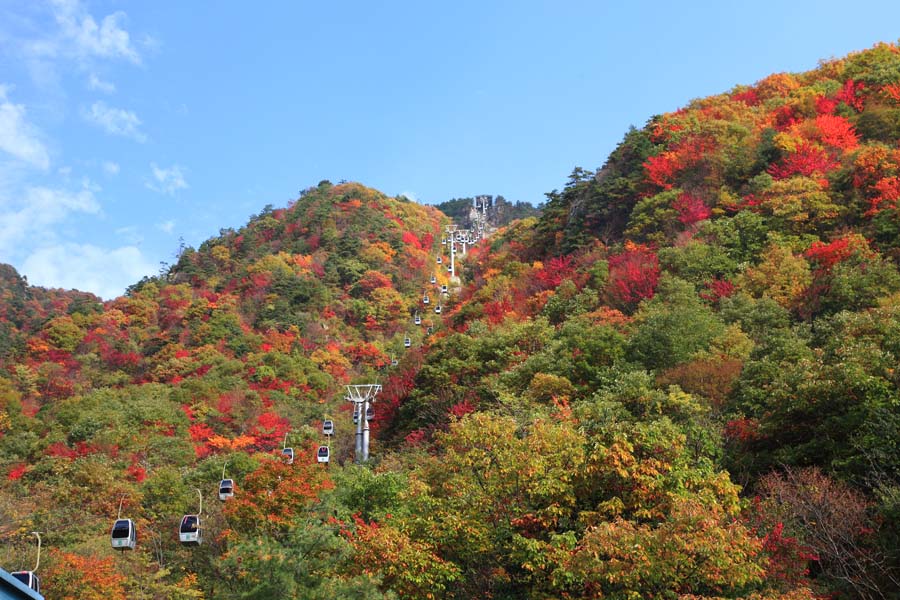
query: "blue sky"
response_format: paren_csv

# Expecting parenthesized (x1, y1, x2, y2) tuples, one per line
(1, 0, 900, 298)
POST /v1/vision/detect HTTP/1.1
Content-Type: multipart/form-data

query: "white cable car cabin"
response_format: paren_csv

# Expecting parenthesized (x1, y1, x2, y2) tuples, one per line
(179, 514, 202, 546)
(415, 314, 421, 325)
(323, 420, 334, 436)
(391, 357, 399, 366)
(436, 256, 442, 264)
(447, 265, 453, 273)
(441, 285, 448, 293)
(404, 337, 411, 348)
(281, 447, 294, 465)
(435, 305, 442, 314)
(111, 518, 137, 550)
(11, 572, 39, 593)
(317, 445, 330, 463)
(430, 275, 437, 284)
(353, 405, 360, 424)
(423, 295, 430, 305)
(366, 406, 375, 421)
(218, 479, 235, 501)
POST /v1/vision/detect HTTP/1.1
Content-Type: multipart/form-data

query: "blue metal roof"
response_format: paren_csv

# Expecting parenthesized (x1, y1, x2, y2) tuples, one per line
(0, 569, 42, 600)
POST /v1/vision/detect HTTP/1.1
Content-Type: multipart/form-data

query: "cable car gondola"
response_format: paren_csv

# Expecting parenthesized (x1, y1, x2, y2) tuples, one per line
(353, 405, 360, 424)
(415, 314, 421, 325)
(282, 433, 294, 465)
(179, 515, 202, 546)
(111, 518, 137, 550)
(404, 337, 411, 348)
(323, 420, 334, 436)
(447, 265, 453, 273)
(366, 406, 375, 421)
(180, 489, 203, 546)
(430, 275, 437, 284)
(423, 294, 429, 305)
(435, 305, 442, 314)
(437, 256, 442, 264)
(317, 445, 330, 463)
(441, 285, 448, 293)
(11, 572, 39, 593)
(218, 479, 234, 501)
(218, 462, 234, 501)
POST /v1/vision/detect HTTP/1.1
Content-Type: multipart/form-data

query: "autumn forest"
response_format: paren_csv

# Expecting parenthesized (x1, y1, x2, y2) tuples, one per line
(3, 43, 900, 599)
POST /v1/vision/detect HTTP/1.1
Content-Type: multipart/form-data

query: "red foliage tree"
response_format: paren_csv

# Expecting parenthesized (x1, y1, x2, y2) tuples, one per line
(607, 244, 660, 308)
(673, 192, 711, 225)
(836, 79, 866, 112)
(813, 114, 859, 150)
(768, 142, 838, 179)
(534, 255, 574, 289)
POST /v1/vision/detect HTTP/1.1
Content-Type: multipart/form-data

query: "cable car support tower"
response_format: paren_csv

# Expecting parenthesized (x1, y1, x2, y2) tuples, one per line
(346, 384, 382, 463)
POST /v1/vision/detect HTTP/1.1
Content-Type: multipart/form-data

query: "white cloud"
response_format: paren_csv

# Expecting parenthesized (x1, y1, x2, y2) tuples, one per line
(87, 72, 115, 93)
(0, 87, 50, 169)
(0, 184, 101, 256)
(102, 160, 119, 175)
(147, 162, 187, 196)
(157, 220, 175, 234)
(114, 225, 142, 244)
(399, 190, 419, 202)
(84, 101, 146, 142)
(22, 242, 156, 299)
(51, 0, 141, 65)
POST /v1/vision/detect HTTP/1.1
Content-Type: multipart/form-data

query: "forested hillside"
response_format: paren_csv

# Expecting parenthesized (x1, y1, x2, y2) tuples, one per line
(3, 43, 900, 599)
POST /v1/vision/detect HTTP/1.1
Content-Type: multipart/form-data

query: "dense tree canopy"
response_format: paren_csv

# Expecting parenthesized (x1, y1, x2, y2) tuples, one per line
(4, 42, 900, 598)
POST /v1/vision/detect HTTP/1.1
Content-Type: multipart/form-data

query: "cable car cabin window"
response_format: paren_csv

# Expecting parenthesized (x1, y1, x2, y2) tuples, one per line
(112, 520, 131, 538)
(12, 572, 39, 593)
(180, 516, 199, 533)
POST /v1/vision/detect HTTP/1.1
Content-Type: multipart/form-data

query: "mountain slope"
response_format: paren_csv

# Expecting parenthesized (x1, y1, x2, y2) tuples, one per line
(2, 44, 900, 599)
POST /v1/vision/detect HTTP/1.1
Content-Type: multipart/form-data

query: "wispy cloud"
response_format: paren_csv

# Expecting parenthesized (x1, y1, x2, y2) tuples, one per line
(0, 183, 101, 256)
(84, 101, 146, 142)
(157, 220, 175, 234)
(50, 0, 141, 65)
(102, 160, 119, 175)
(147, 163, 187, 196)
(399, 190, 419, 202)
(114, 225, 142, 245)
(22, 242, 155, 299)
(0, 86, 50, 169)
(87, 72, 115, 93)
